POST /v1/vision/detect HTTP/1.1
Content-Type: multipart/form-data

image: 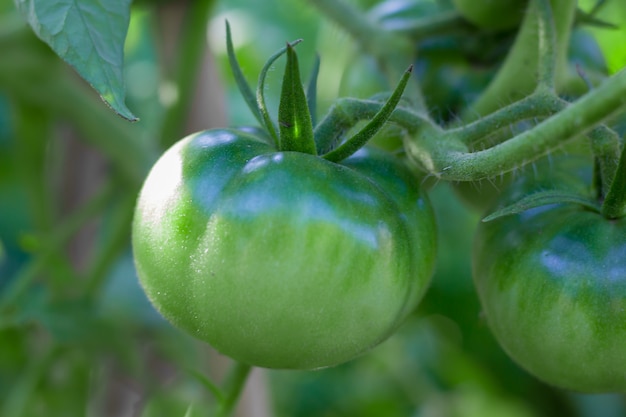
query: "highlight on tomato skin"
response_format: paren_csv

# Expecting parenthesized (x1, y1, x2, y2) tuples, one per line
(131, 128, 437, 370)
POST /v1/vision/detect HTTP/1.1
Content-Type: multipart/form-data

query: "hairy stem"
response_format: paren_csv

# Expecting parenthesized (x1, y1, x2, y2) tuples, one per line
(450, 91, 564, 145)
(536, 0, 558, 91)
(405, 70, 626, 180)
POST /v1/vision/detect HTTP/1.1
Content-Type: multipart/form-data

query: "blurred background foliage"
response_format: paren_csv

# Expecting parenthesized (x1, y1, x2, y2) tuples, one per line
(1, 0, 626, 416)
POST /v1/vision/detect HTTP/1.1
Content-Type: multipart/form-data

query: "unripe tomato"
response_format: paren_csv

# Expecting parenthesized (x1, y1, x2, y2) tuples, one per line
(472, 165, 626, 392)
(132, 128, 437, 369)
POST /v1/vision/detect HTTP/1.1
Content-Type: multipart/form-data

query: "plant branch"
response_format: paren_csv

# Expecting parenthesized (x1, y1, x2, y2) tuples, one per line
(314, 97, 433, 154)
(449, 91, 565, 145)
(536, 0, 558, 91)
(405, 70, 626, 180)
(159, 0, 218, 149)
(323, 66, 413, 162)
(214, 361, 252, 417)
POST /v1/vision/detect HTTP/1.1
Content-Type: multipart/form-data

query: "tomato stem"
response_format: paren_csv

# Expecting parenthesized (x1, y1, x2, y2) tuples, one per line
(535, 0, 557, 92)
(214, 361, 252, 417)
(313, 103, 353, 154)
(323, 66, 413, 162)
(404, 70, 626, 180)
(314, 98, 433, 155)
(449, 91, 564, 146)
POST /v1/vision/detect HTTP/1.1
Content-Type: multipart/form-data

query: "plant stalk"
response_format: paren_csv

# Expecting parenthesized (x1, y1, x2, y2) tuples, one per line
(214, 361, 252, 417)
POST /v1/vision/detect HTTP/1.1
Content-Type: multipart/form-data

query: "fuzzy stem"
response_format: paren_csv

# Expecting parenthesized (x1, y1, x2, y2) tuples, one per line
(405, 70, 626, 180)
(535, 0, 558, 91)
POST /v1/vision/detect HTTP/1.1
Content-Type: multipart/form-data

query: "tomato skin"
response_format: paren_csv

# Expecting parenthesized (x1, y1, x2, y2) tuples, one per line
(132, 128, 436, 369)
(473, 199, 626, 392)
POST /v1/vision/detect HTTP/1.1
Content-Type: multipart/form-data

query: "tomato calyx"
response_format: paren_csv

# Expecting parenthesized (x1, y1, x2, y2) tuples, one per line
(226, 21, 412, 162)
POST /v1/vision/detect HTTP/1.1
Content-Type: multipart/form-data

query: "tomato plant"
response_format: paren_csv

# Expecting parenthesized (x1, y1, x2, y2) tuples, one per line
(3, 0, 626, 415)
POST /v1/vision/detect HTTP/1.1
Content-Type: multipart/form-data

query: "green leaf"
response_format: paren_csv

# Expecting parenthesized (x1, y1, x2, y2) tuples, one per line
(278, 43, 316, 154)
(580, 0, 626, 74)
(482, 190, 601, 222)
(14, 0, 137, 121)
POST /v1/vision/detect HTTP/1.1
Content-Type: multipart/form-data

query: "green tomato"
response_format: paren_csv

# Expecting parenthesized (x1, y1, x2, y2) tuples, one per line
(452, 0, 528, 31)
(472, 172, 626, 392)
(132, 128, 437, 370)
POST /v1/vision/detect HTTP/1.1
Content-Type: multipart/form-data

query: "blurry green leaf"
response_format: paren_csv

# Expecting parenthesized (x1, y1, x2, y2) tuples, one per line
(580, 0, 626, 74)
(13, 0, 137, 121)
(16, 291, 112, 345)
